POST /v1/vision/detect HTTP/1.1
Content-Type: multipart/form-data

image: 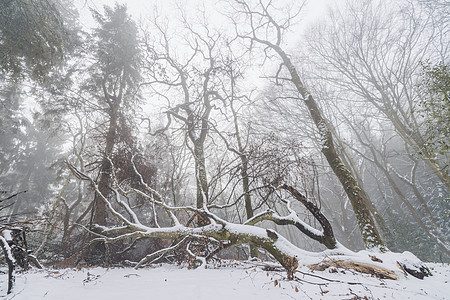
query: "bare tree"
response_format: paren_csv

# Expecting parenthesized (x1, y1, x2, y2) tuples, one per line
(206, 53, 262, 256)
(304, 0, 449, 190)
(228, 0, 385, 249)
(142, 12, 234, 228)
(35, 112, 88, 258)
(339, 109, 450, 257)
(67, 154, 344, 279)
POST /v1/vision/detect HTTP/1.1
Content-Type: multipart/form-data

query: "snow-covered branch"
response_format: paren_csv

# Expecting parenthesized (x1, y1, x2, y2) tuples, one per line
(244, 184, 336, 249)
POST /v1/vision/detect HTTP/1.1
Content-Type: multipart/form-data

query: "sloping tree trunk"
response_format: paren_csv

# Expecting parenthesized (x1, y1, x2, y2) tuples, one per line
(303, 0, 449, 190)
(289, 71, 384, 250)
(330, 125, 390, 238)
(231, 0, 385, 250)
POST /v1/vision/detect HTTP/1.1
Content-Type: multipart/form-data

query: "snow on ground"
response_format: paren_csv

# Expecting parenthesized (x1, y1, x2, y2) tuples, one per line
(2, 260, 448, 300)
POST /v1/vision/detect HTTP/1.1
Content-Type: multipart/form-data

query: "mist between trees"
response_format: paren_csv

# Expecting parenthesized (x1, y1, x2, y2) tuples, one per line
(0, 0, 448, 285)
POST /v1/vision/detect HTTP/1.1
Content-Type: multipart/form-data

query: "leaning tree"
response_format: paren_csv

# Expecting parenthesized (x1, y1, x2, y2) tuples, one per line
(227, 0, 385, 250)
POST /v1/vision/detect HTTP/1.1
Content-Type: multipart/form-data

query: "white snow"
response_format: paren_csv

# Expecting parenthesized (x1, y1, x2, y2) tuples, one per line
(2, 230, 12, 242)
(0, 236, 15, 264)
(3, 259, 449, 300)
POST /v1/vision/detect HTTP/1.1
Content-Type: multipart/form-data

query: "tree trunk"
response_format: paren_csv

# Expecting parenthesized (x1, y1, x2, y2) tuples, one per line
(229, 85, 258, 257)
(194, 142, 208, 209)
(241, 156, 258, 257)
(93, 111, 117, 226)
(332, 128, 390, 238)
(193, 141, 211, 227)
(272, 45, 385, 250)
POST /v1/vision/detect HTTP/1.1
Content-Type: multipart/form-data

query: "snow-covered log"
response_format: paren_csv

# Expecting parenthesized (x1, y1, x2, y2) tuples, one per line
(68, 160, 326, 277)
(67, 160, 431, 280)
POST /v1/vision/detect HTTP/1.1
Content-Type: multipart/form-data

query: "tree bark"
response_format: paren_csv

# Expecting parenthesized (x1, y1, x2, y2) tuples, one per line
(331, 127, 390, 238)
(272, 45, 385, 249)
(230, 91, 258, 257)
(231, 1, 385, 249)
(93, 110, 117, 226)
(194, 142, 208, 209)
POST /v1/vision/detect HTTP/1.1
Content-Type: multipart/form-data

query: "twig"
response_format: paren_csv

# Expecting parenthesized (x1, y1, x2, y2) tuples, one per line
(0, 191, 27, 203)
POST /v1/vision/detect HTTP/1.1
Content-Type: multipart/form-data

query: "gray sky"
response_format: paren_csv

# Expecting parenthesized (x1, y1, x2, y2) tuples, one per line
(75, 0, 332, 33)
(71, 0, 336, 114)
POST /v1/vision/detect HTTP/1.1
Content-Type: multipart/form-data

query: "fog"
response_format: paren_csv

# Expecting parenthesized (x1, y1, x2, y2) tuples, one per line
(0, 0, 448, 282)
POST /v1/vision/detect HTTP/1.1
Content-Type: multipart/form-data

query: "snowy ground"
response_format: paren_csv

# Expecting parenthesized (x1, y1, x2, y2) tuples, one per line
(2, 260, 448, 300)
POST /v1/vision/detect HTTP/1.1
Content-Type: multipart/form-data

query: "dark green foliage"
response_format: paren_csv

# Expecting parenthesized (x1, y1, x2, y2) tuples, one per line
(0, 0, 77, 82)
(0, 83, 65, 218)
(88, 4, 141, 100)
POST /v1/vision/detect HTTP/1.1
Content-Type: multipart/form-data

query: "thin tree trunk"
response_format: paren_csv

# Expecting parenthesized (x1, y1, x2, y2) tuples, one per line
(194, 142, 208, 209)
(230, 88, 258, 257)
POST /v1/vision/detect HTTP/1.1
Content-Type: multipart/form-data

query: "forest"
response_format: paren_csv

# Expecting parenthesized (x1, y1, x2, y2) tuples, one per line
(0, 0, 448, 298)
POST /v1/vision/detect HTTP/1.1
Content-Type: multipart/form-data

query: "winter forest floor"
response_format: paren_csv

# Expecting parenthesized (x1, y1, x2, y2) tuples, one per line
(2, 259, 449, 300)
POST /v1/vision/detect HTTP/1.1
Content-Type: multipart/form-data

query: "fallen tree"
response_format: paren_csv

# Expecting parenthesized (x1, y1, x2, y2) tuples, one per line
(66, 157, 430, 280)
